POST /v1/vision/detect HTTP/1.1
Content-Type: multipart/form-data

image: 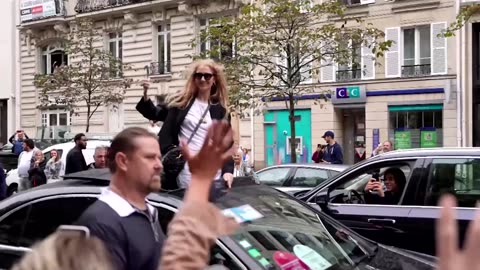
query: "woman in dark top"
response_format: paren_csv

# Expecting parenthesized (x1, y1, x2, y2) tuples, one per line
(29, 151, 47, 187)
(159, 59, 233, 189)
(364, 167, 406, 205)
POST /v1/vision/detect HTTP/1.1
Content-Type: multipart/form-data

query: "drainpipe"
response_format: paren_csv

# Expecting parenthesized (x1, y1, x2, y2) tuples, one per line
(461, 13, 467, 146)
(456, 0, 463, 147)
(14, 0, 21, 131)
(249, 0, 255, 166)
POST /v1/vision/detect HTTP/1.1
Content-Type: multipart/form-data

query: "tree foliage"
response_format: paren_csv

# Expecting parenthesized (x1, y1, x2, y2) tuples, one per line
(34, 19, 133, 132)
(444, 4, 480, 37)
(195, 0, 391, 162)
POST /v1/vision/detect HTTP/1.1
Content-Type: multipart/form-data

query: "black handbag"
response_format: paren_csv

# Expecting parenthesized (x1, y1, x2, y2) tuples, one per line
(161, 104, 210, 190)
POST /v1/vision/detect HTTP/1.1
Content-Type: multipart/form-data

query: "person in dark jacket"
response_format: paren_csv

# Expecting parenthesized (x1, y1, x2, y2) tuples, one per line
(0, 162, 6, 200)
(65, 133, 88, 175)
(364, 167, 406, 205)
(136, 80, 168, 129)
(9, 130, 29, 156)
(321, 131, 344, 164)
(28, 151, 47, 187)
(159, 59, 234, 189)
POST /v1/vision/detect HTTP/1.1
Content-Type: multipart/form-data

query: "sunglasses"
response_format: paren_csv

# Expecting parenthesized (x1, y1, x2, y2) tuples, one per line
(194, 72, 214, 81)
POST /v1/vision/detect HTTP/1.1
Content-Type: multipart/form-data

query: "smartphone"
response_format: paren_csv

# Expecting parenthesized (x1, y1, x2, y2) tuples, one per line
(57, 225, 90, 238)
(371, 172, 380, 182)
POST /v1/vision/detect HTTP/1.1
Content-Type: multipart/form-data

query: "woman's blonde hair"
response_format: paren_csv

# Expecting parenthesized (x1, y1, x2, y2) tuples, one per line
(11, 231, 113, 270)
(167, 59, 229, 109)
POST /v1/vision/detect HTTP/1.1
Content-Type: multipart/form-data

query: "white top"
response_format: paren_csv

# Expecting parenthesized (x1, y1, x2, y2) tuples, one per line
(18, 150, 34, 178)
(177, 99, 221, 188)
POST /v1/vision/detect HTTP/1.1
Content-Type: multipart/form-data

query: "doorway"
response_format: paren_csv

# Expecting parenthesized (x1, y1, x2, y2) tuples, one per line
(342, 108, 366, 165)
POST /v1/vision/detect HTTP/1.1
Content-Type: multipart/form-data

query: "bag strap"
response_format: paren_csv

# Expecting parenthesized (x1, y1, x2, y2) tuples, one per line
(186, 103, 210, 144)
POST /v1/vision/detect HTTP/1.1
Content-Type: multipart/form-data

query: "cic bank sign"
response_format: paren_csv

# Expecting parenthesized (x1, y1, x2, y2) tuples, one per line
(331, 86, 367, 105)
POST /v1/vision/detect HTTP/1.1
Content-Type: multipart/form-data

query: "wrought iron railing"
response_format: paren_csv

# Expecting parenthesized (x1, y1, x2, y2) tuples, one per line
(75, 0, 151, 13)
(401, 64, 431, 77)
(149, 61, 171, 76)
(336, 69, 361, 82)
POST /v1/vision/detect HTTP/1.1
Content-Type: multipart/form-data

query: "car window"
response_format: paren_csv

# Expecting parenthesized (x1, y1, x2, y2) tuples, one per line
(291, 168, 329, 187)
(155, 205, 243, 269)
(326, 161, 415, 205)
(330, 170, 342, 177)
(0, 206, 29, 246)
(256, 168, 290, 186)
(424, 158, 480, 207)
(18, 196, 97, 247)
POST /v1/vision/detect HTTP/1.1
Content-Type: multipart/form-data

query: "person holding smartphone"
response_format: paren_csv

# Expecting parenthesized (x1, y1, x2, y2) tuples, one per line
(364, 167, 406, 205)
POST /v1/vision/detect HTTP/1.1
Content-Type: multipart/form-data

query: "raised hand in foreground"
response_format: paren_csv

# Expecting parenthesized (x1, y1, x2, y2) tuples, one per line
(436, 194, 480, 270)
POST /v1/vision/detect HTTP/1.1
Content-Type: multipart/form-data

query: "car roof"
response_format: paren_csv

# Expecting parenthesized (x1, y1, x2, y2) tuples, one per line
(258, 163, 348, 171)
(371, 147, 480, 159)
(42, 140, 111, 153)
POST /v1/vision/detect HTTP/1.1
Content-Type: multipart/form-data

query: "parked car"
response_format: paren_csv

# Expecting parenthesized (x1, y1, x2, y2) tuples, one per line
(5, 140, 111, 196)
(0, 169, 436, 270)
(255, 163, 348, 195)
(297, 147, 480, 256)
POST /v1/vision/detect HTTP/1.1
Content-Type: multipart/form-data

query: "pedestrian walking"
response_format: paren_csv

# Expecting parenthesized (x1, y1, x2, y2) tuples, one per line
(65, 133, 88, 175)
(321, 131, 344, 164)
(88, 146, 108, 169)
(159, 59, 234, 190)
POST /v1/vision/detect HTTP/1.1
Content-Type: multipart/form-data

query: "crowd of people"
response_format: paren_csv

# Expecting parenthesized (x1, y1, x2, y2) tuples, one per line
(1, 59, 478, 270)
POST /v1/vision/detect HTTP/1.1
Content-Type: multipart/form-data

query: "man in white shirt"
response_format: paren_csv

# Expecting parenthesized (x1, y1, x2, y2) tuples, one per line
(17, 139, 36, 191)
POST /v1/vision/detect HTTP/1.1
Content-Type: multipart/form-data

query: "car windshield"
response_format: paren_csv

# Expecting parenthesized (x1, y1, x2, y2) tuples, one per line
(215, 185, 375, 270)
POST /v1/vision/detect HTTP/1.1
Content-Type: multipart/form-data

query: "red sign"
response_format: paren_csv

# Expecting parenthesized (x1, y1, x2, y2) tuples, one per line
(32, 6, 43, 14)
(273, 251, 310, 270)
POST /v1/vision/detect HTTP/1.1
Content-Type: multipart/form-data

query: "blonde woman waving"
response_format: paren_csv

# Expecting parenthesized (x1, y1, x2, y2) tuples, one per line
(160, 59, 233, 190)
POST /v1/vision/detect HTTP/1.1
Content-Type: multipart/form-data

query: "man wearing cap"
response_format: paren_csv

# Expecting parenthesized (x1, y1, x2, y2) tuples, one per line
(321, 131, 344, 164)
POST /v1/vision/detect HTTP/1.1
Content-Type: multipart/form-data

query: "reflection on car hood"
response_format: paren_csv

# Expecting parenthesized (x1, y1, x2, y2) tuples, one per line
(364, 244, 436, 270)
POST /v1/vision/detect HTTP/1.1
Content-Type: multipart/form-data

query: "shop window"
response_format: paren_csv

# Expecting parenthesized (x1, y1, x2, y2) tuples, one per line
(388, 105, 443, 149)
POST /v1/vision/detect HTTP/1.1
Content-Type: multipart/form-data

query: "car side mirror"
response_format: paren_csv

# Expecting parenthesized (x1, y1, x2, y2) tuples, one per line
(315, 190, 329, 209)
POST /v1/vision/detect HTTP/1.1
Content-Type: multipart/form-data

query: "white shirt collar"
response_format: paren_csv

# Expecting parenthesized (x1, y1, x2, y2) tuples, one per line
(99, 187, 155, 218)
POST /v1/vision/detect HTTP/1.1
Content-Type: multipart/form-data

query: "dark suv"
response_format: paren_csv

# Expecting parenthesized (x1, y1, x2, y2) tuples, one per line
(298, 147, 480, 256)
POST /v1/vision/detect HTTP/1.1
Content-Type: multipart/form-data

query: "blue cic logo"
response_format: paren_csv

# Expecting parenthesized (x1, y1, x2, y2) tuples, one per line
(336, 86, 361, 99)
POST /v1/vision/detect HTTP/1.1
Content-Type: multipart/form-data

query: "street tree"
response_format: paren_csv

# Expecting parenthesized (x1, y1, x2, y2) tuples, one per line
(34, 19, 133, 132)
(196, 0, 391, 163)
(444, 4, 480, 36)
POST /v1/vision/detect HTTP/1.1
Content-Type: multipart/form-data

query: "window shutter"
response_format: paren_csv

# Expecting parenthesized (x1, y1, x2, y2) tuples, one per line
(320, 44, 336, 83)
(431, 22, 447, 75)
(300, 55, 313, 84)
(360, 0, 375, 4)
(361, 36, 375, 80)
(385, 27, 401, 78)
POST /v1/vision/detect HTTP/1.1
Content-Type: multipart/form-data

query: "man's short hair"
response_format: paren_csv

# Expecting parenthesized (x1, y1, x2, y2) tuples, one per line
(23, 139, 34, 149)
(94, 146, 108, 156)
(74, 133, 86, 143)
(107, 127, 158, 173)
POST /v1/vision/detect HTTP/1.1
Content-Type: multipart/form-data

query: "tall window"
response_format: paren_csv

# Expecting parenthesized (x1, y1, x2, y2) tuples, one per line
(402, 26, 431, 77)
(41, 45, 68, 74)
(108, 32, 123, 77)
(155, 23, 171, 75)
(199, 18, 233, 61)
(336, 40, 362, 81)
(41, 109, 71, 139)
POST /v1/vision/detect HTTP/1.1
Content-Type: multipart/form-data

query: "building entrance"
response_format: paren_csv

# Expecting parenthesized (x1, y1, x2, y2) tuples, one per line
(342, 109, 366, 165)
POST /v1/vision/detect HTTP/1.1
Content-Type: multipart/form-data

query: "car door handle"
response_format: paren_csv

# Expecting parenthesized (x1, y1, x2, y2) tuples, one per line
(367, 218, 396, 225)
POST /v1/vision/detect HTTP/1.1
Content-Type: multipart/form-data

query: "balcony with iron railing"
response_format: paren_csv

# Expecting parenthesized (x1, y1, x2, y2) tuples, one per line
(20, 0, 66, 23)
(401, 64, 431, 78)
(75, 0, 152, 13)
(336, 69, 361, 82)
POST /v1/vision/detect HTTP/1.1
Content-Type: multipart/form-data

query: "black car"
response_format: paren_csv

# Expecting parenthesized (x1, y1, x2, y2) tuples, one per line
(0, 169, 436, 270)
(298, 147, 480, 256)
